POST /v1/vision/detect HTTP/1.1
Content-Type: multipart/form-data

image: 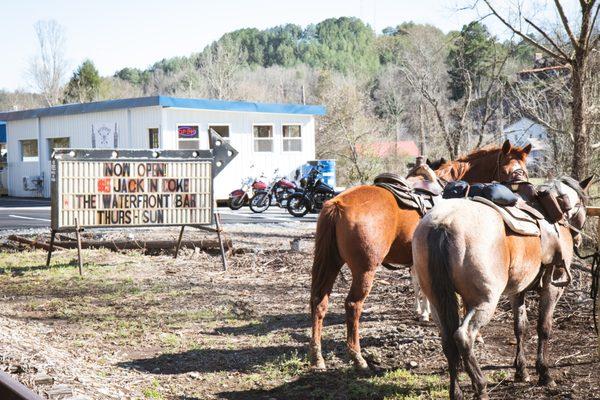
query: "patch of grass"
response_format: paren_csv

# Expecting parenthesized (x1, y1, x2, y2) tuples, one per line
(159, 332, 181, 349)
(490, 369, 510, 382)
(258, 350, 308, 380)
(142, 379, 163, 399)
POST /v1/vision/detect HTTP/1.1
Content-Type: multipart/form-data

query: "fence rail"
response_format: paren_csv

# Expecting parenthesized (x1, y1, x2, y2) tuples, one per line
(0, 370, 42, 400)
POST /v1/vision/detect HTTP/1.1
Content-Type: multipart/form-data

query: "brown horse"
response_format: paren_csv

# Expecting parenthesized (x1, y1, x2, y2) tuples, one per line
(310, 140, 532, 370)
(412, 176, 593, 399)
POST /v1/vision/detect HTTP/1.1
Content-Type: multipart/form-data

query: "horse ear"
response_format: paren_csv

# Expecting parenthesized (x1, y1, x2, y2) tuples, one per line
(426, 158, 431, 166)
(502, 140, 512, 154)
(523, 143, 532, 155)
(579, 175, 594, 192)
(440, 157, 447, 164)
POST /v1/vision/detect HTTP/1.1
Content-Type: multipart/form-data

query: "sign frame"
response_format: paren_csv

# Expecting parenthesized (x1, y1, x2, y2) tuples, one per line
(50, 149, 215, 231)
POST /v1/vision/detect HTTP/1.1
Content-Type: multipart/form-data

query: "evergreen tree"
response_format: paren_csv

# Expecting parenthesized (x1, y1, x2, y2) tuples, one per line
(446, 21, 497, 100)
(63, 59, 101, 103)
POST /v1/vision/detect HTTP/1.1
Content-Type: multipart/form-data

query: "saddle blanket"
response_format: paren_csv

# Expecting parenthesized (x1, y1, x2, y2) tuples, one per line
(472, 196, 544, 236)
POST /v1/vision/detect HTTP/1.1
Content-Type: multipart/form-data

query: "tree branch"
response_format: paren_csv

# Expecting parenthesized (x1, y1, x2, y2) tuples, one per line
(482, 0, 570, 62)
(553, 0, 579, 49)
(524, 17, 572, 60)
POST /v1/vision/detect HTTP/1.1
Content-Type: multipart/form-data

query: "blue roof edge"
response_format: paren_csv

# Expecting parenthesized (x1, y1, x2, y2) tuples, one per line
(0, 96, 325, 121)
(158, 96, 326, 115)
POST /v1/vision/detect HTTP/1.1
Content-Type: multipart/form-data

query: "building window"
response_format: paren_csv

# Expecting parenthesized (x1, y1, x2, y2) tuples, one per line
(47, 137, 70, 158)
(282, 125, 302, 152)
(148, 128, 159, 149)
(253, 125, 273, 152)
(20, 139, 39, 162)
(177, 125, 199, 150)
(209, 125, 230, 142)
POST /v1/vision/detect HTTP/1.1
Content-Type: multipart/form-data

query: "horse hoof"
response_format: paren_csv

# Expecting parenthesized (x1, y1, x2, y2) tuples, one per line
(514, 371, 531, 383)
(475, 334, 484, 344)
(538, 376, 556, 387)
(311, 361, 326, 371)
(420, 313, 430, 322)
(348, 350, 369, 371)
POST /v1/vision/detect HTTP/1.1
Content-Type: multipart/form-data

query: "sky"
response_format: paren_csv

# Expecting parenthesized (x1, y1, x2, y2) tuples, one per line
(0, 0, 570, 91)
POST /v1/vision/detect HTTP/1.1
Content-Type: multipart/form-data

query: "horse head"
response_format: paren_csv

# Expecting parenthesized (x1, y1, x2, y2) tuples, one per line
(555, 175, 594, 247)
(496, 140, 532, 182)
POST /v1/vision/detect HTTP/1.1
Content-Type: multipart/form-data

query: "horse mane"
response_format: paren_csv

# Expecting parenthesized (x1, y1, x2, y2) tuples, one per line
(434, 144, 529, 181)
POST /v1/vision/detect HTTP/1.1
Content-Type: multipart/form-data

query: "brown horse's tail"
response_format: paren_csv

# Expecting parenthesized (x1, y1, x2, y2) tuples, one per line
(427, 226, 460, 344)
(311, 200, 343, 306)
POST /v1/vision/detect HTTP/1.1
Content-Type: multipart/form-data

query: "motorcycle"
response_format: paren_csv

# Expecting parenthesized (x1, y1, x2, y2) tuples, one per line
(249, 170, 299, 213)
(228, 176, 267, 210)
(286, 165, 338, 217)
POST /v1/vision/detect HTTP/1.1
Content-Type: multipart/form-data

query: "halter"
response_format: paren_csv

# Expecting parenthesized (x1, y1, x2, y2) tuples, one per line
(493, 150, 529, 184)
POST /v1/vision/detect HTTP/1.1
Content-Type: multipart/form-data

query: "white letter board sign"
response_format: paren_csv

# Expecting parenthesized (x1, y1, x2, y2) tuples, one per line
(51, 149, 215, 230)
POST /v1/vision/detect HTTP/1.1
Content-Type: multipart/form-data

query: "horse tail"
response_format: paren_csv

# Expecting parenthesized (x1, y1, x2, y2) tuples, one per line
(427, 226, 460, 341)
(311, 200, 343, 305)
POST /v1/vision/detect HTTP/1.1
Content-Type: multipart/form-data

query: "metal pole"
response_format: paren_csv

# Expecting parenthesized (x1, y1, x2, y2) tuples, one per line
(214, 213, 227, 271)
(74, 219, 83, 276)
(46, 230, 56, 267)
(174, 225, 185, 259)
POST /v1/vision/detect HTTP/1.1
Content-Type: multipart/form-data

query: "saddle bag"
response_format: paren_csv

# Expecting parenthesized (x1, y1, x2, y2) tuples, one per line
(480, 183, 518, 206)
(442, 180, 470, 199)
(538, 189, 564, 223)
(467, 183, 486, 198)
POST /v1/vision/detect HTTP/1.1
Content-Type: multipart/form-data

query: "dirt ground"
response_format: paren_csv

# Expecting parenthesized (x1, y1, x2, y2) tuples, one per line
(0, 223, 598, 399)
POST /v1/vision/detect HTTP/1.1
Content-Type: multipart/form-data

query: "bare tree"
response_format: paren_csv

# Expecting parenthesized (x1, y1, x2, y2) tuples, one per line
(198, 37, 246, 99)
(316, 72, 384, 184)
(28, 20, 68, 106)
(480, 0, 600, 179)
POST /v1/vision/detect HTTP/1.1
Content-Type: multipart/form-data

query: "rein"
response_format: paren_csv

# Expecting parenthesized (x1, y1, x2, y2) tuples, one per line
(574, 246, 600, 335)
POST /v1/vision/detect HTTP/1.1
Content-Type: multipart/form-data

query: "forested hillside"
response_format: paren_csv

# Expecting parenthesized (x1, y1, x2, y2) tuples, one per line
(2, 16, 598, 184)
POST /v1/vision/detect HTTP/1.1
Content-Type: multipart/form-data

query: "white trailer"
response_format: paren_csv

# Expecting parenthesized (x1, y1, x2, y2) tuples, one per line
(0, 96, 325, 199)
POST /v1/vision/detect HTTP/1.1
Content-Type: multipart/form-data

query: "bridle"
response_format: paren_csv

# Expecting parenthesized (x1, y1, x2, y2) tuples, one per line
(493, 151, 529, 184)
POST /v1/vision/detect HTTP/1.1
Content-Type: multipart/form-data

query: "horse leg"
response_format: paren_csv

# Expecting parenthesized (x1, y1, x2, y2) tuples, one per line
(454, 301, 498, 400)
(345, 268, 376, 370)
(438, 311, 463, 400)
(510, 292, 530, 382)
(536, 283, 564, 387)
(310, 261, 343, 370)
(411, 266, 430, 321)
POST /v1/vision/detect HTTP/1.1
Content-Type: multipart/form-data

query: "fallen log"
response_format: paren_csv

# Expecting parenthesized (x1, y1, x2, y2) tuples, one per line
(51, 238, 232, 252)
(7, 235, 66, 251)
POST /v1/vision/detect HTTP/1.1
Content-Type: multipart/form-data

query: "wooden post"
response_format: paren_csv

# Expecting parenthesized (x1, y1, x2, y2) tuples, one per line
(214, 213, 227, 271)
(174, 225, 185, 259)
(46, 230, 56, 267)
(74, 219, 83, 276)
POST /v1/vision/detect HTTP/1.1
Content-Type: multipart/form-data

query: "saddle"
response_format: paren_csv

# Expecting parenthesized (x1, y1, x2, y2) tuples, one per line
(472, 196, 544, 236)
(373, 173, 442, 216)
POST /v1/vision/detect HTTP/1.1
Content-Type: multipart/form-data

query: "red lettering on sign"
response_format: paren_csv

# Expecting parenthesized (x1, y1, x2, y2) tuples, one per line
(98, 178, 111, 193)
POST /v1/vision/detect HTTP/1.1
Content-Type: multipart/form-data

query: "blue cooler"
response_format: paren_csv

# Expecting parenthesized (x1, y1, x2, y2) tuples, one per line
(305, 160, 336, 188)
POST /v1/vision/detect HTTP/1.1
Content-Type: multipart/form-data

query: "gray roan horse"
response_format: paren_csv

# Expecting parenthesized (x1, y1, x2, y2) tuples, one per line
(412, 176, 593, 400)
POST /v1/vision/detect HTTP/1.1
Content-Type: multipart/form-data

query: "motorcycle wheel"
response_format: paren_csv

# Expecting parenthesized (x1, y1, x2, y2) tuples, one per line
(287, 195, 310, 217)
(249, 192, 270, 213)
(228, 196, 245, 210)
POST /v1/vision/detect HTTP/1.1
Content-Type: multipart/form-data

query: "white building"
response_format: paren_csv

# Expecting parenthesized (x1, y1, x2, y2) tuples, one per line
(0, 96, 325, 199)
(503, 117, 548, 168)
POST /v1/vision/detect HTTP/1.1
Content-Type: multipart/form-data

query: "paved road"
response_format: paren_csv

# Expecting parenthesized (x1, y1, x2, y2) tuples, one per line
(0, 197, 317, 231)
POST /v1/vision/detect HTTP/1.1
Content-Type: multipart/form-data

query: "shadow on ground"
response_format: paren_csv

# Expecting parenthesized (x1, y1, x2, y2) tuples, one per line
(215, 368, 446, 400)
(119, 344, 303, 374)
